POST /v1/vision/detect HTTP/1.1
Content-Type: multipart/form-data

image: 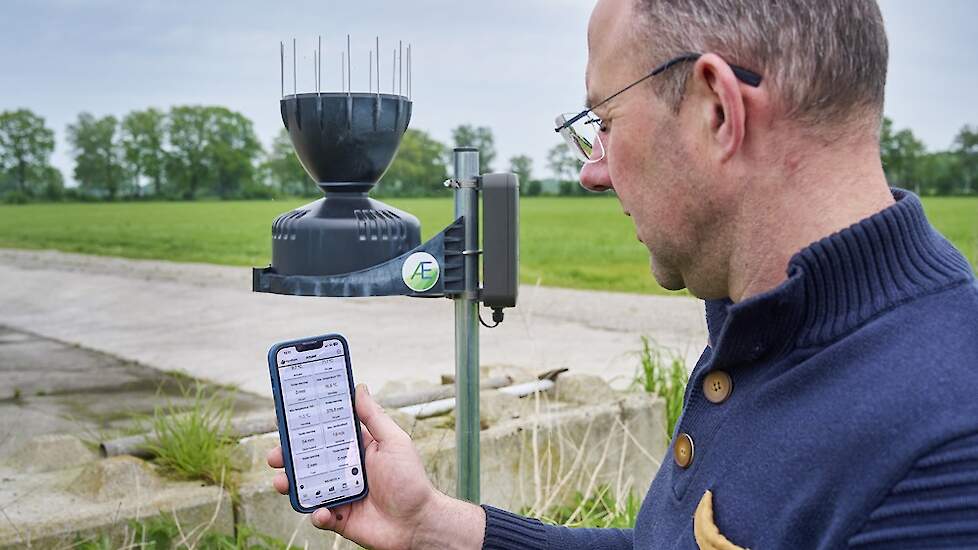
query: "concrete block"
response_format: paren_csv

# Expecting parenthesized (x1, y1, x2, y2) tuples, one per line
(2, 433, 99, 473)
(236, 471, 362, 549)
(427, 393, 667, 512)
(376, 378, 442, 399)
(480, 364, 538, 384)
(233, 432, 281, 472)
(446, 390, 536, 429)
(388, 409, 450, 441)
(550, 373, 619, 405)
(69, 456, 162, 501)
(0, 463, 234, 549)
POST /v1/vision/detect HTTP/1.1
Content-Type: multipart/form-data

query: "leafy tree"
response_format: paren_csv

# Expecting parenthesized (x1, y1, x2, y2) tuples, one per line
(0, 109, 58, 197)
(39, 166, 65, 201)
(880, 117, 926, 194)
(509, 155, 533, 194)
(953, 125, 978, 195)
(121, 108, 167, 197)
(451, 124, 496, 172)
(524, 179, 543, 196)
(262, 129, 312, 197)
(167, 106, 263, 200)
(916, 151, 964, 196)
(206, 107, 262, 199)
(381, 129, 449, 197)
(166, 106, 211, 199)
(66, 113, 130, 200)
(547, 142, 581, 182)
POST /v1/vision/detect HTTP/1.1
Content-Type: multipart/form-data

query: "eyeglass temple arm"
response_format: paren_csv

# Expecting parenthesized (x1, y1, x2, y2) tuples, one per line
(555, 53, 762, 132)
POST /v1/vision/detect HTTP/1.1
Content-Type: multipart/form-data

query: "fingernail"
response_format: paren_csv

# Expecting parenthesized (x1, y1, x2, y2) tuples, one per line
(357, 383, 370, 396)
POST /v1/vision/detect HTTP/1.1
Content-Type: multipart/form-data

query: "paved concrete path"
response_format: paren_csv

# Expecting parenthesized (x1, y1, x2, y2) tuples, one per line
(0, 249, 707, 398)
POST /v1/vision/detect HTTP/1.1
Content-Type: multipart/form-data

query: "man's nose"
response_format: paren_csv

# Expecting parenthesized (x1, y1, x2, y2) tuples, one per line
(579, 156, 613, 192)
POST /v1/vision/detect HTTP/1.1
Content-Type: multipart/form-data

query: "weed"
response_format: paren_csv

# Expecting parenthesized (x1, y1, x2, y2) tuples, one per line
(143, 383, 238, 490)
(538, 485, 641, 529)
(632, 336, 688, 440)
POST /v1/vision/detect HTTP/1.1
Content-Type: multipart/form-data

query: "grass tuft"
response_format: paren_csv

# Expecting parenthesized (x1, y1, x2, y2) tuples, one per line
(632, 336, 689, 440)
(539, 484, 641, 529)
(143, 383, 238, 489)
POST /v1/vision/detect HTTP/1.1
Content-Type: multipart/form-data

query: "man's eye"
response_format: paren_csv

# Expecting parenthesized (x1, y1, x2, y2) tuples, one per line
(586, 116, 608, 133)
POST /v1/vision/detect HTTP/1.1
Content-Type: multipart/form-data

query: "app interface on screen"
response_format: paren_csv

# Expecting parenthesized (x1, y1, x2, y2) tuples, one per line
(277, 339, 364, 508)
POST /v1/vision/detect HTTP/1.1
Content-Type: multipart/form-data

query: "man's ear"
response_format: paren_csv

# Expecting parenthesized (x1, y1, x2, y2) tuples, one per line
(687, 53, 747, 162)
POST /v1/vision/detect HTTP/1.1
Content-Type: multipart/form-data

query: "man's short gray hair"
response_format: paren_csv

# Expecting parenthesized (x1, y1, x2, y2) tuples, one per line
(633, 0, 889, 127)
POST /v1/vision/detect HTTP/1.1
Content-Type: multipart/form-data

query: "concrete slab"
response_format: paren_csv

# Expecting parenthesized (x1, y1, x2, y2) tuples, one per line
(0, 325, 270, 464)
(0, 248, 708, 400)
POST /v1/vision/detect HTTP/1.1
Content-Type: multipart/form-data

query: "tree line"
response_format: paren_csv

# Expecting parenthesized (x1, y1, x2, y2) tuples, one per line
(880, 118, 977, 196)
(1, 107, 975, 204)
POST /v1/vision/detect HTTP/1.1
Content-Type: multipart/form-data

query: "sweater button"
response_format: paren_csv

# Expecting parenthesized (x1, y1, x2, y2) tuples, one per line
(703, 371, 733, 404)
(674, 433, 694, 468)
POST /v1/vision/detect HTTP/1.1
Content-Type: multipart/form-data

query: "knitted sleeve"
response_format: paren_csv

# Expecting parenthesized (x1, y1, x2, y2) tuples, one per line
(481, 505, 633, 550)
(848, 431, 978, 548)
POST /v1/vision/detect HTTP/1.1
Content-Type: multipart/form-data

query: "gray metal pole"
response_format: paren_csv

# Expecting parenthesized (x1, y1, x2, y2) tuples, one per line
(452, 148, 480, 503)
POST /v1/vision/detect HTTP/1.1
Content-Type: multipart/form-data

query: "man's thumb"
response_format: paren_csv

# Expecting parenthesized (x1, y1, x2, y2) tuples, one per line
(355, 384, 406, 443)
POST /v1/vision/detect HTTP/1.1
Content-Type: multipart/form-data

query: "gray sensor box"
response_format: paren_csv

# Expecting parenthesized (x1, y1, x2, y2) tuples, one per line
(481, 173, 519, 309)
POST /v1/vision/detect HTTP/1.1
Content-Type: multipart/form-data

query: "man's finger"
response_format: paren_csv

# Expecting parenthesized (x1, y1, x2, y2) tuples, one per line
(311, 504, 351, 533)
(267, 446, 284, 469)
(360, 422, 376, 448)
(273, 472, 289, 495)
(355, 384, 406, 444)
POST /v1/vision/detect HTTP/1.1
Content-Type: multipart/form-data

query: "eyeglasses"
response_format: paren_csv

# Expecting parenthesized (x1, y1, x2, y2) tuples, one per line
(554, 53, 763, 164)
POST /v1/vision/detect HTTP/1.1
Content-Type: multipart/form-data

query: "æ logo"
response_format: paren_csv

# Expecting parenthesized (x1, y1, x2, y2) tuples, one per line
(401, 252, 440, 292)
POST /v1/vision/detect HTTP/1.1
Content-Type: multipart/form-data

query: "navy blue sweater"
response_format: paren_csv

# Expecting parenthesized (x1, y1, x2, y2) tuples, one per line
(482, 189, 978, 549)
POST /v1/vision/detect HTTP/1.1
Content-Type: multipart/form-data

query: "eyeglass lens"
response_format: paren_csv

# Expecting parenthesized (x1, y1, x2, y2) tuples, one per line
(556, 113, 605, 164)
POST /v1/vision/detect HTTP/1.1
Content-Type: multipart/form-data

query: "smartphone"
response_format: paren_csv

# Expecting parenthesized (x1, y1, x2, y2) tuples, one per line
(268, 333, 368, 513)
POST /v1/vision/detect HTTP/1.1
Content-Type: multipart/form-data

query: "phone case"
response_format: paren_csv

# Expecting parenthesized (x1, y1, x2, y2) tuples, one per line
(268, 333, 369, 513)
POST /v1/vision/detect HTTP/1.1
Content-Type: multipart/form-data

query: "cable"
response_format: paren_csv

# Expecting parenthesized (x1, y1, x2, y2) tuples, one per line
(478, 307, 505, 328)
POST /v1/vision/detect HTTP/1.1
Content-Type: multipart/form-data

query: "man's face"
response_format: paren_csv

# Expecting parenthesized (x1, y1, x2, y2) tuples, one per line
(581, 0, 717, 293)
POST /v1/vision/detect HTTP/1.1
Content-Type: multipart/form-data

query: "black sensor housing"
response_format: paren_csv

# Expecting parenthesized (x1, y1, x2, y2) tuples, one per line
(272, 92, 420, 276)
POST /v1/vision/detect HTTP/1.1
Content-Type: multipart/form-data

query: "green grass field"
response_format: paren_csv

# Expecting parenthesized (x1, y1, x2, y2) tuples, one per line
(0, 196, 974, 295)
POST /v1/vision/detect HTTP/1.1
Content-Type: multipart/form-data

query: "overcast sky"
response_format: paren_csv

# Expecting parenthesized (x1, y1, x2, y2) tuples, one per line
(1, 0, 975, 186)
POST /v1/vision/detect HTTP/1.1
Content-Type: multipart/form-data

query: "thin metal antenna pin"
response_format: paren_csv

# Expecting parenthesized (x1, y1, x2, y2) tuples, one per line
(376, 36, 381, 99)
(292, 38, 297, 96)
(346, 34, 352, 96)
(398, 40, 403, 96)
(318, 35, 323, 96)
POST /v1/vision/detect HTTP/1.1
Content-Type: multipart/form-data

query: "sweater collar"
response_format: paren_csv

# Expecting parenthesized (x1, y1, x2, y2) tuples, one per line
(704, 189, 975, 369)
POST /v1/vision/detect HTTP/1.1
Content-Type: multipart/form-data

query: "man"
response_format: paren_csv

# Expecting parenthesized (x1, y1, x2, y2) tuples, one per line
(268, 0, 978, 547)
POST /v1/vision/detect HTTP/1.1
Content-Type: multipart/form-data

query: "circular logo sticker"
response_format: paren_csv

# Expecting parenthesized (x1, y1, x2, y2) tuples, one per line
(401, 252, 440, 292)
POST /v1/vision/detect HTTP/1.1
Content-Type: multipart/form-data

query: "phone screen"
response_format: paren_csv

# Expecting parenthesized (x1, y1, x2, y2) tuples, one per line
(275, 338, 365, 509)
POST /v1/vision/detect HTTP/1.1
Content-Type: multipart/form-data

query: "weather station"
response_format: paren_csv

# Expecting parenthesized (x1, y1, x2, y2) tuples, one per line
(252, 36, 520, 503)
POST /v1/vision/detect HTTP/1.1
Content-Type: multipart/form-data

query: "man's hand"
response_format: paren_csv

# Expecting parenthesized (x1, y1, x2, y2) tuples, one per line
(267, 384, 486, 550)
